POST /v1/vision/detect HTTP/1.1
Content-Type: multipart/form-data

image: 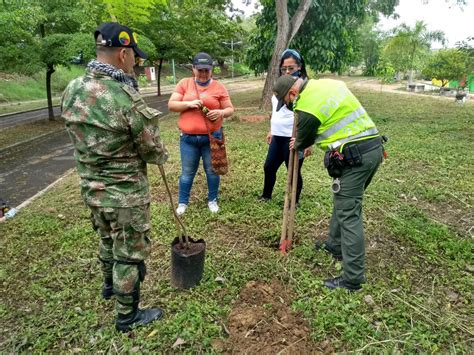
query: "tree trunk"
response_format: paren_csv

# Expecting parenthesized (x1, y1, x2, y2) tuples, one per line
(260, 0, 311, 110)
(46, 64, 55, 120)
(156, 58, 163, 96)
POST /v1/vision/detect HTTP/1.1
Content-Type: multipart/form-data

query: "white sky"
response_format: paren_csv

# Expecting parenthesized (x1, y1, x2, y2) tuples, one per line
(378, 0, 474, 48)
(231, 0, 473, 48)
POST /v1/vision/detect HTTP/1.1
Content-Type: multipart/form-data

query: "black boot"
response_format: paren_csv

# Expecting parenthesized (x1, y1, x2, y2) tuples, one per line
(102, 277, 114, 300)
(315, 240, 343, 261)
(324, 276, 361, 291)
(116, 307, 164, 332)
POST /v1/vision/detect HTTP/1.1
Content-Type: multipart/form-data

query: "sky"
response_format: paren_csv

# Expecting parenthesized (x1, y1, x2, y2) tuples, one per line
(231, 0, 473, 48)
(377, 0, 474, 48)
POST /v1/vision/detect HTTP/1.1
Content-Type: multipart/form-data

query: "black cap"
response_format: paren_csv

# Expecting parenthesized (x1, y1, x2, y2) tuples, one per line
(273, 75, 298, 111)
(94, 22, 147, 59)
(192, 52, 213, 70)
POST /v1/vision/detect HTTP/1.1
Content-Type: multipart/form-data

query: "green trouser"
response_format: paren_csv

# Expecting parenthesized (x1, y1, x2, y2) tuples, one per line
(326, 146, 383, 285)
(89, 204, 152, 315)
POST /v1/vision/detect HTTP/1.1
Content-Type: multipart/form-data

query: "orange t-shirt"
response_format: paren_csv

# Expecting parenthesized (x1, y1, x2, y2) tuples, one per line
(175, 78, 231, 134)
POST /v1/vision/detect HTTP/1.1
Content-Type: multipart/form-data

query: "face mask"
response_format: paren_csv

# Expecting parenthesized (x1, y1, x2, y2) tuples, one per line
(196, 78, 211, 86)
(290, 70, 301, 78)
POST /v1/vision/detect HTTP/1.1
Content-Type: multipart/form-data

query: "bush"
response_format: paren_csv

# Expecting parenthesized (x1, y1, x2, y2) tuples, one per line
(232, 63, 251, 76)
(166, 75, 175, 84)
(138, 74, 148, 87)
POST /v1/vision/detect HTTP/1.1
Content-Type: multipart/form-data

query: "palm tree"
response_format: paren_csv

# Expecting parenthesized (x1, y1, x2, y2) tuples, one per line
(393, 21, 445, 83)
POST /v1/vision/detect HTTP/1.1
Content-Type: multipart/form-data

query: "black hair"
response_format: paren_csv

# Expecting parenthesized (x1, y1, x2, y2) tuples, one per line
(279, 49, 308, 79)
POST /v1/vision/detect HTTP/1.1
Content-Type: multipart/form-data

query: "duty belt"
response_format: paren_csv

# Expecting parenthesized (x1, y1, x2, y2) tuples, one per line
(342, 136, 381, 155)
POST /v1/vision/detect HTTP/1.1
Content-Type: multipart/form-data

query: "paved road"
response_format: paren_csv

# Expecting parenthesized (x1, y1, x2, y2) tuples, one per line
(0, 95, 170, 208)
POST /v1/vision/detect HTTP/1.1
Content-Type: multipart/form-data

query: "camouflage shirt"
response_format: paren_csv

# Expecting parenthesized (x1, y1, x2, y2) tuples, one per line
(61, 70, 168, 207)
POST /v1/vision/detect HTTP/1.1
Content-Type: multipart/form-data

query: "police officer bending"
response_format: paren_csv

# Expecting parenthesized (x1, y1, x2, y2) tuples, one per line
(61, 22, 168, 332)
(273, 75, 385, 291)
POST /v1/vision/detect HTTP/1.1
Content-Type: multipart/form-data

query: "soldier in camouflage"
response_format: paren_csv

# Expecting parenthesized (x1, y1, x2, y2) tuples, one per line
(61, 22, 168, 332)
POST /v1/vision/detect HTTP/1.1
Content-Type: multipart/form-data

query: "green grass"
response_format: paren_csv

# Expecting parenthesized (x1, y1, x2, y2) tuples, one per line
(0, 66, 85, 104)
(0, 87, 472, 352)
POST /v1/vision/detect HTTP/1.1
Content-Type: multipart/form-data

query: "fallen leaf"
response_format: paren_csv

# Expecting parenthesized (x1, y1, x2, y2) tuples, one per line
(172, 337, 186, 349)
(147, 329, 158, 338)
(394, 178, 405, 183)
(364, 295, 375, 306)
(411, 196, 418, 201)
(215, 276, 226, 284)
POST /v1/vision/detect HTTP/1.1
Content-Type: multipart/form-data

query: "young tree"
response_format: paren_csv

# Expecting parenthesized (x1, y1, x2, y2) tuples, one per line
(422, 49, 470, 87)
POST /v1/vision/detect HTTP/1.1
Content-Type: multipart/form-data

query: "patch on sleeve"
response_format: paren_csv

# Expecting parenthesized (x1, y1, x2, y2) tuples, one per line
(121, 84, 142, 102)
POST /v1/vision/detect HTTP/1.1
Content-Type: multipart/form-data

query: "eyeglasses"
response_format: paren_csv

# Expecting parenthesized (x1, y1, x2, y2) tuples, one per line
(280, 66, 299, 73)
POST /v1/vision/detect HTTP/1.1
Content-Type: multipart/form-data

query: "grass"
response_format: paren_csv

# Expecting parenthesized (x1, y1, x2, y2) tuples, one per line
(0, 66, 85, 103)
(0, 87, 473, 352)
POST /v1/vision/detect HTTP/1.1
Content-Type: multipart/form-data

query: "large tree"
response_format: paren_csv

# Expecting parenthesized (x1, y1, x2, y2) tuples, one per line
(248, 0, 399, 108)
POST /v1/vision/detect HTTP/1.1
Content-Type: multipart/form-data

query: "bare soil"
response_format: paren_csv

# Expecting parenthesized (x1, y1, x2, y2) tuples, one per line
(172, 239, 206, 256)
(216, 280, 333, 354)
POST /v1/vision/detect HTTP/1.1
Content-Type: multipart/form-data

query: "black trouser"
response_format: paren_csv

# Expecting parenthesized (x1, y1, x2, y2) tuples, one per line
(262, 135, 304, 203)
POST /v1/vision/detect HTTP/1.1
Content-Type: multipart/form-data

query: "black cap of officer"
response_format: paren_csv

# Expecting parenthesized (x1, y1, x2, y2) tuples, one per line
(94, 22, 147, 59)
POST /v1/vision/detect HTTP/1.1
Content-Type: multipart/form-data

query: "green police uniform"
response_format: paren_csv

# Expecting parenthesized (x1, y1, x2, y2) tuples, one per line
(294, 79, 383, 288)
(61, 68, 168, 315)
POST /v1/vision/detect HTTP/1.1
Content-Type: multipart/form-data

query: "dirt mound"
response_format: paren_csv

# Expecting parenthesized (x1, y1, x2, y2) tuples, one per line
(217, 280, 333, 354)
(239, 115, 268, 123)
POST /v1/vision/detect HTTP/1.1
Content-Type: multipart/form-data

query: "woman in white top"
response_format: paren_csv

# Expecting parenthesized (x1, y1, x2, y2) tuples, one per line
(259, 49, 312, 204)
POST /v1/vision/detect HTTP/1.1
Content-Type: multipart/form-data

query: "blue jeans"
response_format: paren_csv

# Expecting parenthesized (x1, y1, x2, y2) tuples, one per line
(178, 129, 222, 204)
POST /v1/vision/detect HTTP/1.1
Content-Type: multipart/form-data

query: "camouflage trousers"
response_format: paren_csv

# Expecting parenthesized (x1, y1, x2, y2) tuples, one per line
(89, 204, 152, 315)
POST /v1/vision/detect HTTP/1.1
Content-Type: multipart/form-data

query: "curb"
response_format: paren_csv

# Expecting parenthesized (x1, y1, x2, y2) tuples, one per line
(0, 168, 75, 223)
(0, 129, 64, 156)
(0, 104, 60, 118)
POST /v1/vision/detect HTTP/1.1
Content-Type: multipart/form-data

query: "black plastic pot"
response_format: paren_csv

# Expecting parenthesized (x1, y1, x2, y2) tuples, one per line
(171, 236, 206, 289)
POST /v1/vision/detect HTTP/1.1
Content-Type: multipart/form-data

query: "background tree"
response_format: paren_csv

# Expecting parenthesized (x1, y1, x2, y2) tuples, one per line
(422, 49, 470, 87)
(144, 0, 244, 95)
(350, 18, 386, 76)
(384, 21, 445, 83)
(456, 36, 474, 72)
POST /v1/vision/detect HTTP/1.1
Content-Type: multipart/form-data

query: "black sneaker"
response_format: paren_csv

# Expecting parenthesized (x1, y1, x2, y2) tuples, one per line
(324, 276, 361, 291)
(258, 196, 271, 202)
(314, 240, 343, 261)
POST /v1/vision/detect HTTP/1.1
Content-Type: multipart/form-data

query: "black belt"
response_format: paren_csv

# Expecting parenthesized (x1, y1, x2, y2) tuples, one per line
(343, 137, 381, 155)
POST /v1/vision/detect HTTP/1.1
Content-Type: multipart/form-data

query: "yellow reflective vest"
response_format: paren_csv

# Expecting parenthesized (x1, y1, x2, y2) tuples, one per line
(294, 79, 379, 150)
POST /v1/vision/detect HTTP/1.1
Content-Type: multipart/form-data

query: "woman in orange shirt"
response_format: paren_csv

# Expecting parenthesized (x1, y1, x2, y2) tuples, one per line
(168, 52, 234, 215)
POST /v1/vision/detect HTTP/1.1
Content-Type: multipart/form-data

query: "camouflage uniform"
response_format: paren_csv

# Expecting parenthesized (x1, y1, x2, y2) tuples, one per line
(61, 69, 168, 316)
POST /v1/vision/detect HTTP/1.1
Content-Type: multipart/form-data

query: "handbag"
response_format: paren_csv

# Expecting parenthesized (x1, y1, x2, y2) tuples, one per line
(193, 79, 229, 175)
